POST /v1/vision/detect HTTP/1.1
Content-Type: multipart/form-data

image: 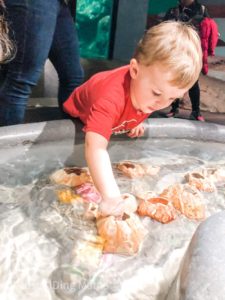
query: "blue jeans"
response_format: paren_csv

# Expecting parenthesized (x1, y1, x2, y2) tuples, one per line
(0, 0, 84, 126)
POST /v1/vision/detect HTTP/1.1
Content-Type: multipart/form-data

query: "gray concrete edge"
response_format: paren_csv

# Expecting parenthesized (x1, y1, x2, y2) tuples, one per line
(0, 118, 225, 148)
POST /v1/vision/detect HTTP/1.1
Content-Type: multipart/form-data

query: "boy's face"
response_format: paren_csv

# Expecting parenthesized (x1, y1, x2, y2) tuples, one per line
(129, 59, 189, 114)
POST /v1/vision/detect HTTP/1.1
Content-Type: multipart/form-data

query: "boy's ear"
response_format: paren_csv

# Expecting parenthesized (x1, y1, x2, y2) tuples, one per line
(129, 58, 139, 79)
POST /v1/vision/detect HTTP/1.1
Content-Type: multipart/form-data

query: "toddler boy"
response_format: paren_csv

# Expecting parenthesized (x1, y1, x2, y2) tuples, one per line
(63, 21, 202, 216)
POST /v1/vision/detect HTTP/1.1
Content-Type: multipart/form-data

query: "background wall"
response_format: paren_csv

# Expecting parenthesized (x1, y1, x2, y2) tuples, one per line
(113, 0, 148, 61)
(148, 0, 177, 15)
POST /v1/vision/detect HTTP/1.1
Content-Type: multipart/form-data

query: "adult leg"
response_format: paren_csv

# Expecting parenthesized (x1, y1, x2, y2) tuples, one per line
(189, 80, 200, 113)
(189, 80, 204, 121)
(166, 99, 180, 117)
(0, 0, 60, 126)
(48, 2, 84, 114)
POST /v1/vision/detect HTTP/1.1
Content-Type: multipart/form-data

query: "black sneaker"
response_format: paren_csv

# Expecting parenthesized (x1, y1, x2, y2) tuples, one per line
(166, 108, 179, 118)
(189, 111, 205, 122)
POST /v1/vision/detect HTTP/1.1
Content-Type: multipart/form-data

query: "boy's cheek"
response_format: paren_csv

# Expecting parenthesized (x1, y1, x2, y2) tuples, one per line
(155, 102, 172, 110)
(152, 98, 174, 110)
(166, 99, 176, 108)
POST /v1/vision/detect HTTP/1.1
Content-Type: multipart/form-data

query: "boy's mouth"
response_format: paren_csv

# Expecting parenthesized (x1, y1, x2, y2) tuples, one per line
(137, 106, 154, 114)
(142, 107, 154, 114)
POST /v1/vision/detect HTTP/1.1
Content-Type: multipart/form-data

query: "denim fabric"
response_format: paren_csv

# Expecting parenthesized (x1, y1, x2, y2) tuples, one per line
(0, 0, 84, 126)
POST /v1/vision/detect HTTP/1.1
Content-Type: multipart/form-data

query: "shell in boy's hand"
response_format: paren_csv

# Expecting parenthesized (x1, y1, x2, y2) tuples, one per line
(99, 193, 138, 217)
(97, 213, 147, 255)
(50, 166, 92, 187)
(115, 160, 159, 178)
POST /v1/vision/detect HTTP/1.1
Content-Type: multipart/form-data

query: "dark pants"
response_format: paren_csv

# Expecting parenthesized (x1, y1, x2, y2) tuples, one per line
(171, 80, 200, 113)
(0, 0, 84, 126)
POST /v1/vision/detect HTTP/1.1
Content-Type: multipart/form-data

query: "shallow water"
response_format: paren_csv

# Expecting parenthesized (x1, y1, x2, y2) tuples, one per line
(0, 138, 225, 300)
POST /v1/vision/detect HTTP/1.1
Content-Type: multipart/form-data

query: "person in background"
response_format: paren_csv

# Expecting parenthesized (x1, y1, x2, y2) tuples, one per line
(164, 0, 210, 121)
(0, 0, 84, 126)
(63, 21, 203, 216)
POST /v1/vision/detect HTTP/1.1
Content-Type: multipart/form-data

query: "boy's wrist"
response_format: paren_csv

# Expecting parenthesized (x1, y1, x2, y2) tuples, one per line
(100, 186, 121, 201)
(102, 194, 121, 202)
(99, 193, 138, 217)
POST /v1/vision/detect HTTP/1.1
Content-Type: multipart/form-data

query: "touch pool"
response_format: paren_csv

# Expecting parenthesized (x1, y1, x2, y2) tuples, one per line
(0, 118, 225, 300)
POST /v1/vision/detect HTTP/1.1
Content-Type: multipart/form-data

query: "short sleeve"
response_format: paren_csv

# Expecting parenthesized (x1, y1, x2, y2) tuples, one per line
(83, 98, 121, 141)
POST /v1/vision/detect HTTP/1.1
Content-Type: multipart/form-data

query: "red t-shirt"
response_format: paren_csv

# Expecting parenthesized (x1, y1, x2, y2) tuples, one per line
(63, 66, 149, 140)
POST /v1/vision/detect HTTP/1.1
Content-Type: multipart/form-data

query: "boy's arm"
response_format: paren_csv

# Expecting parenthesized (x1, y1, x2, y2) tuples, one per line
(85, 131, 121, 199)
(85, 131, 138, 216)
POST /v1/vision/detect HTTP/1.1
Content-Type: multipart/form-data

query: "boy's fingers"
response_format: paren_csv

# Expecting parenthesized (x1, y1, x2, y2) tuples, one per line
(127, 124, 144, 138)
(139, 126, 145, 136)
(127, 129, 136, 137)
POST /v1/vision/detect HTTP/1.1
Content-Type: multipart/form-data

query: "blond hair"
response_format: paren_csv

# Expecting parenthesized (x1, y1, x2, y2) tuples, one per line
(134, 21, 202, 89)
(0, 2, 16, 64)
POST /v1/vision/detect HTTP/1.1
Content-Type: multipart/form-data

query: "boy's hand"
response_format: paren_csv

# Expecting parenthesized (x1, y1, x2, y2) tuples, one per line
(99, 193, 137, 217)
(127, 123, 145, 138)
